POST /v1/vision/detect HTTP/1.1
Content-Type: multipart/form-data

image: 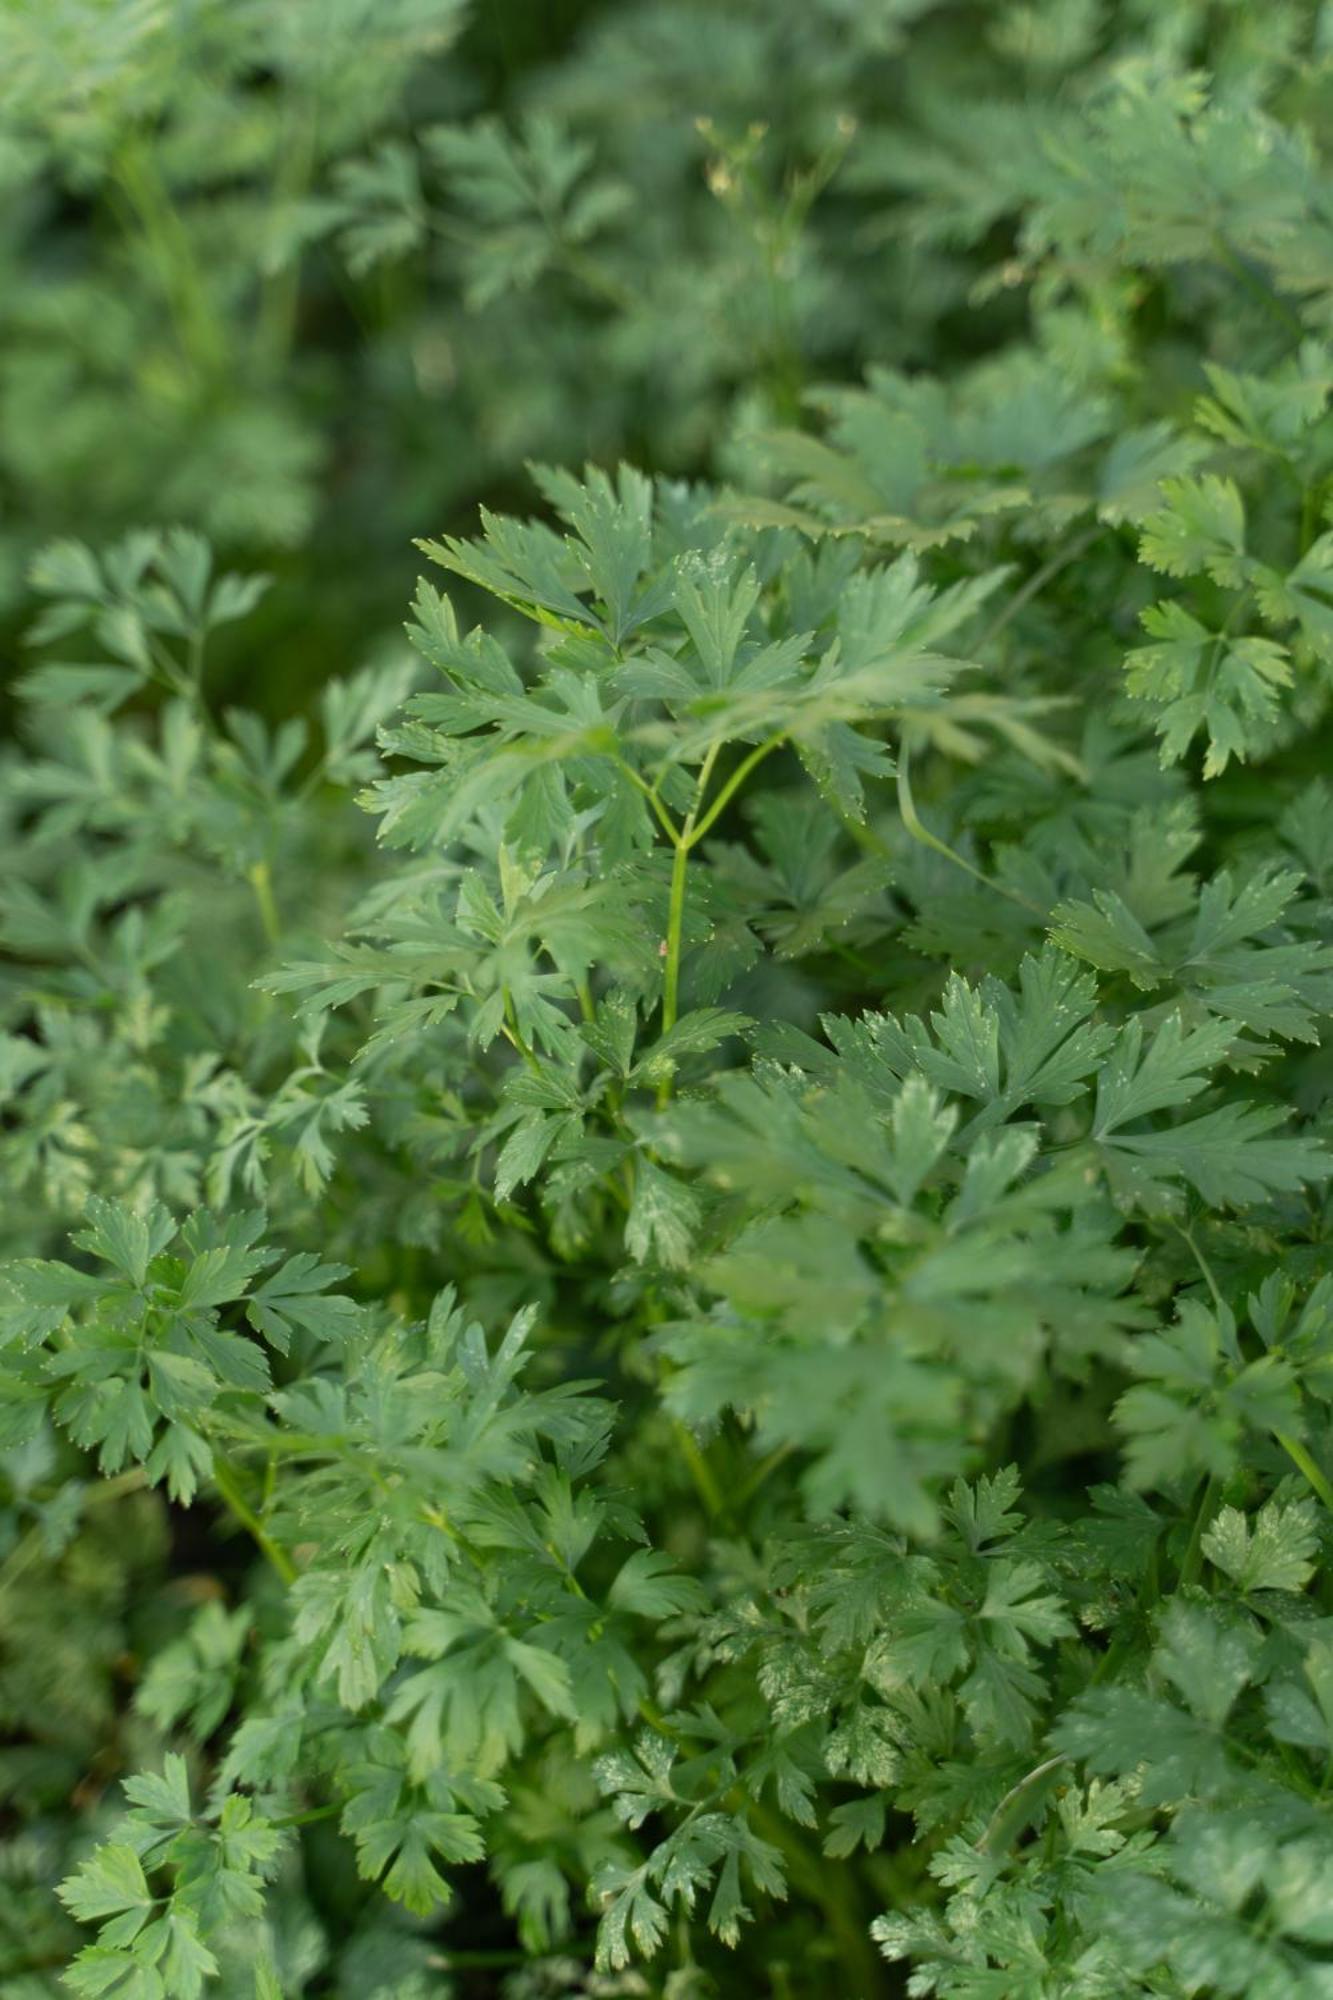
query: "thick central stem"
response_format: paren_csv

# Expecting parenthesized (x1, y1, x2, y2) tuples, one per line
(657, 743, 720, 1064)
(662, 835, 690, 1040)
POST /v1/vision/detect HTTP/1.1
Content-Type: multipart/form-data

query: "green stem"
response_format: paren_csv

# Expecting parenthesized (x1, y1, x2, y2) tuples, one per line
(1166, 1227, 1333, 1530)
(1175, 1220, 1225, 1313)
(113, 139, 223, 373)
(145, 634, 196, 701)
(257, 97, 320, 368)
(185, 629, 206, 693)
(1167, 1230, 1333, 1509)
(1277, 1432, 1333, 1512)
(733, 1441, 796, 1506)
(972, 524, 1104, 656)
(1301, 484, 1319, 558)
(614, 754, 682, 844)
(673, 1420, 726, 1522)
(1179, 1473, 1223, 1589)
(430, 1948, 535, 1972)
(836, 806, 891, 858)
(502, 988, 543, 1072)
(1201, 595, 1248, 701)
(271, 1801, 342, 1830)
(661, 836, 690, 1042)
(248, 861, 281, 947)
(211, 1453, 297, 1585)
(896, 742, 1044, 915)
(657, 736, 776, 1098)
(638, 1697, 686, 1741)
(687, 733, 785, 846)
(0, 1526, 46, 1607)
(556, 241, 637, 314)
(1087, 1624, 1139, 1688)
(655, 745, 716, 1090)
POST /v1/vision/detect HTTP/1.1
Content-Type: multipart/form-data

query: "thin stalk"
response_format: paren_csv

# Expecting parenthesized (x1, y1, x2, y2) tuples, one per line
(1173, 1224, 1333, 1509)
(837, 806, 892, 858)
(502, 988, 543, 1073)
(656, 735, 775, 1100)
(655, 743, 720, 1091)
(1175, 1221, 1225, 1313)
(1178, 1473, 1223, 1589)
(896, 742, 1044, 915)
(1277, 1433, 1333, 1513)
(556, 241, 638, 314)
(271, 1801, 342, 1831)
(211, 1453, 297, 1585)
(638, 1697, 686, 1741)
(295, 752, 334, 807)
(673, 1420, 726, 1522)
(733, 1440, 796, 1507)
(1087, 1625, 1138, 1689)
(1300, 481, 1322, 558)
(972, 524, 1104, 656)
(113, 140, 223, 374)
(661, 835, 690, 1042)
(0, 1525, 46, 1607)
(689, 741, 722, 822)
(257, 97, 320, 368)
(430, 1950, 532, 1972)
(1201, 595, 1247, 696)
(687, 732, 785, 846)
(248, 861, 281, 947)
(185, 629, 205, 692)
(420, 1503, 461, 1545)
(145, 634, 196, 701)
(614, 754, 683, 844)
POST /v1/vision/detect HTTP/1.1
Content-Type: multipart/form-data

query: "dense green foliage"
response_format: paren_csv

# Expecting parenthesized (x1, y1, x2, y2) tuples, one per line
(7, 3, 1333, 1995)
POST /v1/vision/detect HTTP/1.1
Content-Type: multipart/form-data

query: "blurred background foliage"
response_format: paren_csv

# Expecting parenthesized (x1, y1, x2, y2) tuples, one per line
(3, 0, 1311, 714)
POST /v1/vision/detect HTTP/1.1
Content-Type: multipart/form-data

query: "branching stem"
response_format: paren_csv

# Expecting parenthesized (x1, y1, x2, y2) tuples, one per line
(657, 736, 782, 1100)
(212, 1452, 297, 1585)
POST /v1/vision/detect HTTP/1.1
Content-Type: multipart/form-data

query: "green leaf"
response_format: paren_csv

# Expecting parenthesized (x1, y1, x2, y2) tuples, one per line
(244, 1255, 359, 1350)
(593, 1862, 669, 1971)
(1125, 600, 1291, 775)
(625, 1156, 700, 1269)
(823, 1796, 886, 1858)
(74, 1197, 175, 1288)
(1202, 1499, 1319, 1594)
(1137, 474, 1248, 584)
(608, 1549, 708, 1619)
(58, 1845, 155, 1938)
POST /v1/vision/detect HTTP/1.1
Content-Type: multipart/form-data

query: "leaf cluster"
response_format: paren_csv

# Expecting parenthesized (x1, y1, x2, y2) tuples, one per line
(7, 6, 1333, 1999)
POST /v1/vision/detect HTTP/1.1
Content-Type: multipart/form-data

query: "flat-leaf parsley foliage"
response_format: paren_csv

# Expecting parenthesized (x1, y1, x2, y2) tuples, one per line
(6, 5, 1333, 1998)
